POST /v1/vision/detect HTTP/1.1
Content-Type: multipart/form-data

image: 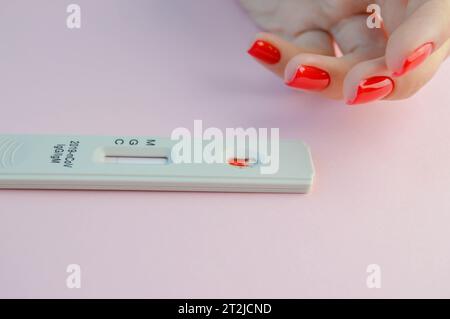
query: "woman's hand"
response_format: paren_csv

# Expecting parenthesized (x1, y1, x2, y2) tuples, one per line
(242, 0, 450, 105)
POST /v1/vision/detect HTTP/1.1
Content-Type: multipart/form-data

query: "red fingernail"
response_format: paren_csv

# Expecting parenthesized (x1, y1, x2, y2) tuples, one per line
(393, 42, 434, 77)
(247, 40, 281, 65)
(285, 65, 330, 91)
(347, 76, 394, 106)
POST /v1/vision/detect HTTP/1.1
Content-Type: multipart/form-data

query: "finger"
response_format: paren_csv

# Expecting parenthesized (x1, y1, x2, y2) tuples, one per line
(331, 15, 386, 56)
(283, 15, 387, 99)
(240, 0, 373, 39)
(291, 30, 335, 56)
(247, 31, 334, 78)
(239, 0, 283, 32)
(344, 56, 395, 105)
(374, 0, 407, 35)
(285, 52, 357, 99)
(387, 38, 450, 99)
(386, 0, 450, 76)
(344, 38, 450, 105)
(239, 0, 279, 15)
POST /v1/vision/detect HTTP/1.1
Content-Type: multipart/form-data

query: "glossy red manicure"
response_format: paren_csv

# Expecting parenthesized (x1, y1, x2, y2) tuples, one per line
(247, 40, 281, 65)
(393, 42, 434, 77)
(347, 76, 394, 106)
(286, 65, 330, 91)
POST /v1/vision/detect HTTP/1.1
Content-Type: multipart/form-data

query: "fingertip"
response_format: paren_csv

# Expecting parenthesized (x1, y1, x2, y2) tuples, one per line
(284, 64, 331, 92)
(346, 76, 395, 106)
(246, 32, 303, 78)
(344, 57, 395, 106)
(283, 54, 349, 99)
(391, 42, 435, 77)
(247, 39, 281, 65)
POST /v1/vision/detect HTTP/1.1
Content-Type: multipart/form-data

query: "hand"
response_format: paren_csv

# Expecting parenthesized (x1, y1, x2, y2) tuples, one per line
(242, 0, 450, 105)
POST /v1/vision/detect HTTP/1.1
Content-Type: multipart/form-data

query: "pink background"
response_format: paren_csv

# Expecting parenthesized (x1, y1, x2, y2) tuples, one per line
(1, 0, 450, 298)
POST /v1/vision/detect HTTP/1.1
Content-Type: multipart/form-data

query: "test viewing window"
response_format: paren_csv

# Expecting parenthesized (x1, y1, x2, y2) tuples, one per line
(103, 156, 169, 165)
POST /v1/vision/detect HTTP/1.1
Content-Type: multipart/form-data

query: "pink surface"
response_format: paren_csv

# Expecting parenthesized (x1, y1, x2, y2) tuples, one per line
(1, 0, 450, 298)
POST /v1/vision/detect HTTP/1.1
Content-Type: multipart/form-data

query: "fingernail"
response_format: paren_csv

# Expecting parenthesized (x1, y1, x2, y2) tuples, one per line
(247, 40, 281, 65)
(285, 65, 330, 91)
(347, 76, 394, 106)
(393, 42, 434, 77)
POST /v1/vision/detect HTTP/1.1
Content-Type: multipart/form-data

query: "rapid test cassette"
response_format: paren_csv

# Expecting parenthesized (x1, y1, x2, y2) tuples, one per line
(0, 135, 314, 193)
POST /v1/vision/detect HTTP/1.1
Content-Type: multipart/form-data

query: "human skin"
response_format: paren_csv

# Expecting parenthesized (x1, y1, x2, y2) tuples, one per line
(242, 0, 450, 105)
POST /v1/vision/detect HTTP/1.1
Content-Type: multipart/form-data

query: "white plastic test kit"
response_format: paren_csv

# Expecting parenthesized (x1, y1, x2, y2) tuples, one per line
(0, 135, 314, 193)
